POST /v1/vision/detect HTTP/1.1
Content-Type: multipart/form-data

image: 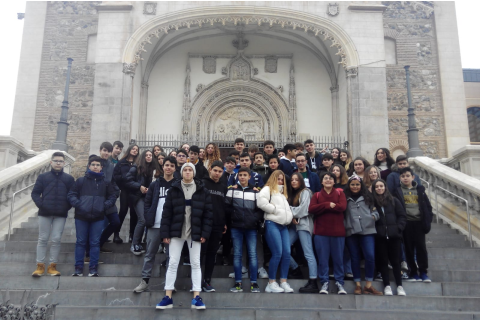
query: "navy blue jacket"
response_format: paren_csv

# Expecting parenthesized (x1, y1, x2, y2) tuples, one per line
(392, 183, 433, 234)
(227, 171, 265, 188)
(295, 168, 321, 193)
(386, 164, 422, 193)
(113, 158, 135, 190)
(225, 183, 262, 230)
(306, 151, 323, 173)
(279, 157, 298, 177)
(31, 169, 75, 218)
(68, 171, 117, 222)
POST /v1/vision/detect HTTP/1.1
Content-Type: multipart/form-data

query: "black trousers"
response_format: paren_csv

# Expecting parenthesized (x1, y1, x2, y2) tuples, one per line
(376, 237, 402, 287)
(201, 230, 224, 282)
(117, 189, 137, 236)
(221, 215, 232, 259)
(403, 221, 428, 275)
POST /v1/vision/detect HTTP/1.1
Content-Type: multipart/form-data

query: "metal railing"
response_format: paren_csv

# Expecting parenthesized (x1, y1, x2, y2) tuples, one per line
(419, 178, 435, 223)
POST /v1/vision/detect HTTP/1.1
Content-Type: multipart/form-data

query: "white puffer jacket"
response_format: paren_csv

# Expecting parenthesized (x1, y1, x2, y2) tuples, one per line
(257, 186, 293, 226)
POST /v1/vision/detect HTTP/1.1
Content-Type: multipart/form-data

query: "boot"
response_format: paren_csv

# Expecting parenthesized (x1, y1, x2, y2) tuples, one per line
(299, 279, 319, 293)
(47, 263, 61, 276)
(32, 263, 45, 277)
(113, 233, 123, 244)
(288, 267, 304, 279)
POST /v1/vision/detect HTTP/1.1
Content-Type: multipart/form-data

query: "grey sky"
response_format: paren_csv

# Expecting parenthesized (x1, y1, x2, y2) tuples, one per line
(1, 1, 479, 137)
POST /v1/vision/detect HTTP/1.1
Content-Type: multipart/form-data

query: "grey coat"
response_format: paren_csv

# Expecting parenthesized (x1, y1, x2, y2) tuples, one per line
(345, 196, 379, 237)
(290, 189, 314, 235)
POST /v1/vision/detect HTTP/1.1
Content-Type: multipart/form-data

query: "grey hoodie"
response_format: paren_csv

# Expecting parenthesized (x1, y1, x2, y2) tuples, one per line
(290, 189, 314, 235)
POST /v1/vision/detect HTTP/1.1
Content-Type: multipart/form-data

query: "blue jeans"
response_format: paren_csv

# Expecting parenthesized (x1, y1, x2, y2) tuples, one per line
(265, 220, 291, 280)
(346, 234, 375, 282)
(288, 227, 317, 279)
(231, 228, 258, 283)
(75, 219, 104, 269)
(86, 212, 121, 256)
(314, 235, 345, 285)
(344, 246, 352, 274)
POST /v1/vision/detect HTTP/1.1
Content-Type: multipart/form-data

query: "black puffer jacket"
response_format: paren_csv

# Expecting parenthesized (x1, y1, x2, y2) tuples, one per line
(113, 158, 135, 190)
(202, 177, 228, 232)
(125, 164, 154, 203)
(160, 179, 213, 241)
(31, 169, 75, 218)
(374, 197, 407, 239)
(67, 171, 117, 222)
(225, 183, 262, 230)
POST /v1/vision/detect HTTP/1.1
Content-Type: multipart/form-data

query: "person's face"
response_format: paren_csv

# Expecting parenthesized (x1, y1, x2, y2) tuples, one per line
(157, 155, 164, 166)
(397, 160, 408, 169)
(145, 151, 153, 163)
(254, 154, 264, 165)
(182, 166, 194, 181)
(340, 152, 348, 162)
(369, 168, 378, 181)
(375, 182, 386, 195)
(376, 149, 386, 162)
(322, 174, 334, 188)
(240, 156, 251, 168)
(269, 159, 279, 170)
(176, 152, 187, 165)
(89, 161, 102, 173)
(305, 143, 315, 153)
(287, 149, 296, 158)
(331, 149, 339, 159)
(349, 179, 361, 193)
(248, 151, 256, 159)
(238, 172, 250, 185)
(170, 151, 177, 158)
(233, 155, 240, 164)
(50, 156, 65, 171)
(291, 175, 300, 189)
(210, 166, 224, 182)
(323, 158, 333, 169)
(225, 161, 236, 172)
(130, 146, 139, 157)
(112, 145, 122, 157)
(163, 161, 175, 176)
(207, 145, 214, 155)
(296, 156, 307, 170)
(189, 151, 199, 163)
(400, 171, 414, 186)
(153, 147, 161, 157)
(235, 142, 245, 152)
(99, 147, 111, 160)
(278, 151, 285, 158)
(354, 160, 364, 174)
(277, 174, 284, 185)
(199, 149, 205, 159)
(182, 145, 190, 153)
(295, 148, 303, 155)
(332, 166, 341, 178)
(264, 144, 274, 155)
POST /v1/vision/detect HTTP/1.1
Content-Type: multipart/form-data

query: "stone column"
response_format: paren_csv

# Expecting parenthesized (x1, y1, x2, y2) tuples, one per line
(331, 85, 340, 137)
(138, 82, 149, 139)
(346, 68, 360, 157)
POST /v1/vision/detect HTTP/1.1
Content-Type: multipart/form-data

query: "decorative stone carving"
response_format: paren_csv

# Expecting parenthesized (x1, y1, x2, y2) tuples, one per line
(253, 68, 259, 75)
(232, 32, 249, 50)
(221, 67, 227, 75)
(416, 42, 432, 65)
(143, 2, 157, 15)
(288, 63, 297, 135)
(231, 59, 251, 81)
(386, 69, 437, 90)
(182, 61, 191, 135)
(277, 85, 284, 92)
(214, 107, 264, 139)
(327, 3, 340, 16)
(203, 56, 216, 74)
(265, 56, 278, 73)
(196, 84, 204, 92)
(346, 67, 358, 78)
(123, 63, 137, 75)
(382, 1, 434, 20)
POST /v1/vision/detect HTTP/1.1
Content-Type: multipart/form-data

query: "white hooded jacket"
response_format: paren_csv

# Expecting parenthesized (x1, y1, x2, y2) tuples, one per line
(257, 186, 293, 226)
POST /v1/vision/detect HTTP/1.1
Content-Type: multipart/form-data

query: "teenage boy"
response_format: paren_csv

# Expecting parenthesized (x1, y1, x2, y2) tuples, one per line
(189, 145, 209, 179)
(31, 152, 75, 277)
(228, 150, 241, 173)
(221, 156, 237, 187)
(201, 160, 228, 292)
(279, 144, 298, 177)
(68, 156, 117, 277)
(226, 167, 262, 293)
(234, 138, 245, 153)
(110, 141, 124, 165)
(304, 139, 323, 173)
(134, 156, 178, 293)
(393, 167, 433, 283)
(263, 140, 276, 159)
(252, 152, 268, 181)
(387, 155, 422, 193)
(294, 142, 304, 155)
(174, 149, 188, 179)
(248, 144, 259, 160)
(228, 153, 265, 189)
(295, 153, 321, 193)
(317, 153, 334, 179)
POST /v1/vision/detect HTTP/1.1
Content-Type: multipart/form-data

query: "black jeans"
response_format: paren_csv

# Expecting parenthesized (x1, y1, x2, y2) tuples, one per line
(376, 237, 402, 287)
(403, 221, 428, 275)
(117, 189, 137, 236)
(201, 230, 223, 282)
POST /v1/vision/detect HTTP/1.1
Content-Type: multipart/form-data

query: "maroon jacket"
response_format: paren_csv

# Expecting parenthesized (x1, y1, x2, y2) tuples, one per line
(308, 188, 347, 237)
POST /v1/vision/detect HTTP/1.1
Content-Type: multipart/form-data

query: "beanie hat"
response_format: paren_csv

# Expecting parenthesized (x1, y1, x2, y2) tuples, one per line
(181, 162, 196, 177)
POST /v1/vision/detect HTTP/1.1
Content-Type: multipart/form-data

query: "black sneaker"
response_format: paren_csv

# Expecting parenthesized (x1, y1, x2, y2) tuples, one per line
(161, 259, 168, 267)
(222, 256, 230, 266)
(72, 266, 83, 277)
(202, 281, 215, 292)
(113, 234, 123, 244)
(299, 279, 319, 293)
(131, 245, 142, 256)
(100, 246, 113, 253)
(139, 244, 146, 254)
(251, 283, 260, 293)
(230, 282, 243, 293)
(288, 267, 304, 279)
(88, 266, 99, 277)
(183, 256, 191, 266)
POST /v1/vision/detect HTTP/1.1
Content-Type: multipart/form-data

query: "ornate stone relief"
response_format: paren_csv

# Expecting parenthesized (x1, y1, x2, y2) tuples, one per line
(231, 58, 251, 81)
(232, 32, 249, 50)
(182, 61, 191, 135)
(327, 3, 340, 16)
(265, 56, 278, 73)
(221, 67, 227, 75)
(213, 107, 264, 139)
(196, 84, 204, 92)
(123, 63, 136, 75)
(346, 67, 358, 78)
(143, 2, 157, 15)
(203, 56, 216, 74)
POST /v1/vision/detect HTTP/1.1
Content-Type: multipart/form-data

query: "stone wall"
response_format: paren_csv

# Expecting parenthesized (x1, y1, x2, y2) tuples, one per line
(31, 2, 100, 177)
(383, 1, 447, 159)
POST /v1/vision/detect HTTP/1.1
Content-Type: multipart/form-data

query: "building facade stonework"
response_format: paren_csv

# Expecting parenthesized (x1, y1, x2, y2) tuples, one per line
(11, 1, 470, 176)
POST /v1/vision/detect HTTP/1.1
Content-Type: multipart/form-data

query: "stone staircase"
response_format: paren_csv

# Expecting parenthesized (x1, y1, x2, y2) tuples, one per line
(1, 211, 480, 320)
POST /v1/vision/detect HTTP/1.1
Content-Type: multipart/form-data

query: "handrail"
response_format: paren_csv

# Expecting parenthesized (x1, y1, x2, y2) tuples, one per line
(7, 164, 72, 241)
(434, 185, 473, 248)
(419, 178, 436, 224)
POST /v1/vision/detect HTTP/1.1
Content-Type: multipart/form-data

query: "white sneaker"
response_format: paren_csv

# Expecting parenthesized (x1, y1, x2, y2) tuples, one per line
(280, 282, 294, 293)
(217, 245, 223, 255)
(258, 267, 268, 279)
(228, 266, 248, 279)
(401, 261, 408, 272)
(133, 279, 148, 293)
(397, 286, 406, 296)
(384, 285, 393, 296)
(265, 281, 284, 293)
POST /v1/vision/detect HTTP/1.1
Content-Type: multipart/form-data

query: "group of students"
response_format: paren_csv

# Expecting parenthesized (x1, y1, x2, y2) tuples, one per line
(29, 137, 433, 310)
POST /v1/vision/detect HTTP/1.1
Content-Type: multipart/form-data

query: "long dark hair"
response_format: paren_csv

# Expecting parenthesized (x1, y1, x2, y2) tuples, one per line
(121, 144, 139, 162)
(344, 176, 373, 207)
(371, 179, 394, 207)
(330, 164, 348, 185)
(348, 157, 371, 176)
(289, 172, 307, 206)
(373, 148, 395, 169)
(136, 150, 161, 178)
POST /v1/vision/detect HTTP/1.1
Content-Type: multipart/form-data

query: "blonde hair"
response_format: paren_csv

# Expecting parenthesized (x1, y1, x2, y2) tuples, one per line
(265, 170, 289, 198)
(363, 165, 381, 188)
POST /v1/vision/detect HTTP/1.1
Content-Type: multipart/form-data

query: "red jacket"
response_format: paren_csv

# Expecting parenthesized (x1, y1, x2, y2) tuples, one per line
(308, 188, 347, 237)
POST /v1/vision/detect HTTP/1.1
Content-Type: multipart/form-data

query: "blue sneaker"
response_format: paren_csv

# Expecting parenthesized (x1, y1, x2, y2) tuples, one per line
(191, 295, 206, 310)
(156, 296, 173, 309)
(406, 274, 420, 282)
(420, 273, 431, 283)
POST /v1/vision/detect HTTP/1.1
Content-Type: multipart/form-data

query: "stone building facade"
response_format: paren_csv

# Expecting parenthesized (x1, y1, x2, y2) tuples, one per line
(10, 1, 470, 176)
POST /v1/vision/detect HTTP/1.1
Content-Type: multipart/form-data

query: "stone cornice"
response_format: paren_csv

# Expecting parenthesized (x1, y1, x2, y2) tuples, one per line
(96, 2, 133, 11)
(347, 4, 387, 12)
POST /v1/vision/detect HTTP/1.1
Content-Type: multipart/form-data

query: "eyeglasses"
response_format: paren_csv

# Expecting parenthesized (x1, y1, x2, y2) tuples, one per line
(52, 160, 65, 164)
